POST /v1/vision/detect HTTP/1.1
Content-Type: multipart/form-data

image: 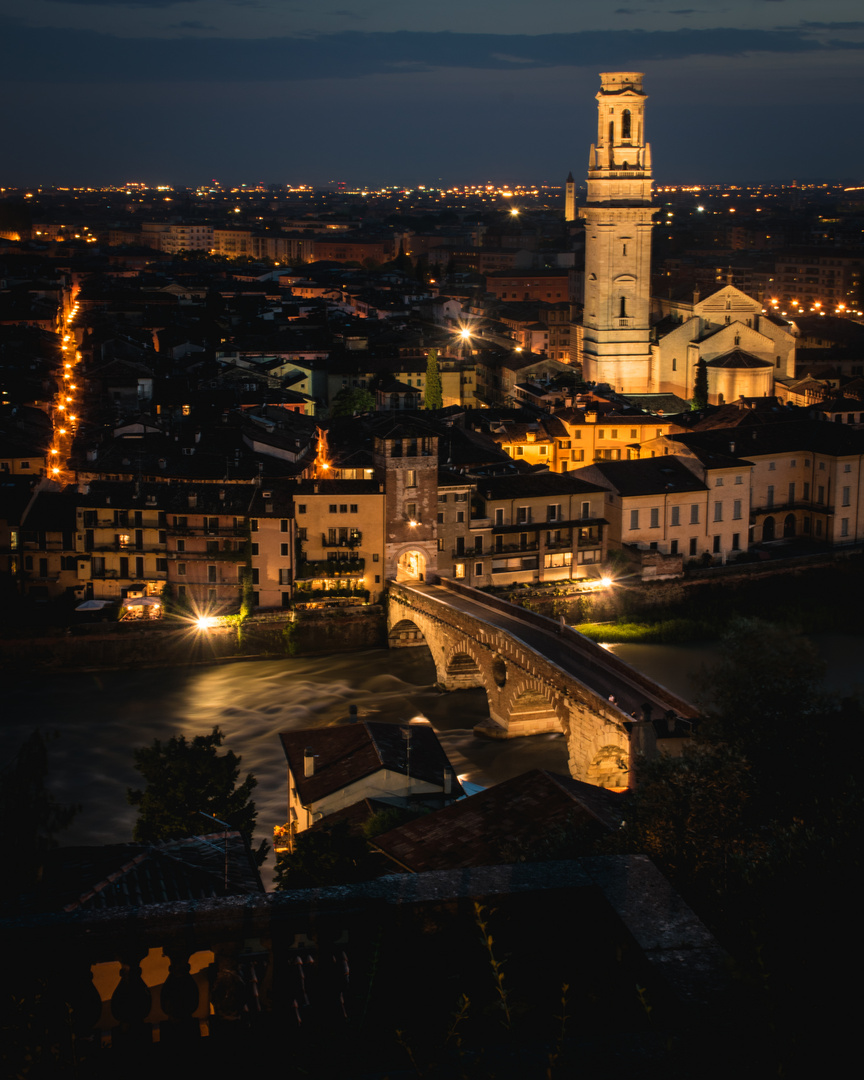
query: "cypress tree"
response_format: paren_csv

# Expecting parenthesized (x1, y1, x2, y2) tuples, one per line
(692, 357, 709, 410)
(425, 348, 443, 410)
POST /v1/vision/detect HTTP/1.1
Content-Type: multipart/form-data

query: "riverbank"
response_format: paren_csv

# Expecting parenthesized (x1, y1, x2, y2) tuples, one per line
(0, 604, 386, 672)
(501, 554, 864, 644)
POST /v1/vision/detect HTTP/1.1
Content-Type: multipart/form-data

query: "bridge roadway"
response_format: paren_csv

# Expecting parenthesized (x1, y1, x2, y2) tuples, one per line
(400, 580, 698, 725)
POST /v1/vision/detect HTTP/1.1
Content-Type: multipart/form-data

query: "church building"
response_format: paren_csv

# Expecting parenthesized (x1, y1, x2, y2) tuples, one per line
(577, 72, 797, 405)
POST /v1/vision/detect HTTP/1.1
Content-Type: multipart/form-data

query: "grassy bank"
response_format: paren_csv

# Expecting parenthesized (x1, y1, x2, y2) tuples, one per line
(575, 618, 714, 644)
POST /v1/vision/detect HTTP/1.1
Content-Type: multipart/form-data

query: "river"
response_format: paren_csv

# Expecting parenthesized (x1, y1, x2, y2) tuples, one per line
(5, 634, 860, 883)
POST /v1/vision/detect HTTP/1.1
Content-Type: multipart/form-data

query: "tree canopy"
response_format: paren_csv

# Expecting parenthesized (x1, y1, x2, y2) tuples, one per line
(127, 726, 268, 864)
(1, 731, 78, 902)
(424, 348, 443, 410)
(330, 386, 375, 417)
(691, 356, 709, 410)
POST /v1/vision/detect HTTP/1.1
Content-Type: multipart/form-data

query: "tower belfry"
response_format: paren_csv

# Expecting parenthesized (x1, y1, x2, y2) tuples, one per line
(581, 72, 654, 392)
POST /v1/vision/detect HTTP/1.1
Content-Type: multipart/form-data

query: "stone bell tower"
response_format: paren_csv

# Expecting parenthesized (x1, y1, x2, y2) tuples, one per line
(581, 72, 655, 393)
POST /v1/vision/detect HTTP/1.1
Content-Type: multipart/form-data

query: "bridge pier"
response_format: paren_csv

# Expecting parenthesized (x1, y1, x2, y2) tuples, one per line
(386, 582, 692, 790)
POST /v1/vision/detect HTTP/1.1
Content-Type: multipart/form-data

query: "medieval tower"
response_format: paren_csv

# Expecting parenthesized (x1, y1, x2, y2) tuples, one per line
(581, 72, 655, 393)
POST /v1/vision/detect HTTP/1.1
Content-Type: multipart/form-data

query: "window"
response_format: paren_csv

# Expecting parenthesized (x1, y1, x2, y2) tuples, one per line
(547, 505, 559, 522)
(732, 533, 740, 550)
(670, 540, 678, 555)
(175, 539, 187, 554)
(841, 518, 850, 537)
(281, 543, 289, 556)
(250, 519, 258, 532)
(539, 446, 548, 456)
(650, 508, 660, 528)
(178, 563, 186, 576)
(842, 486, 851, 507)
(733, 500, 742, 520)
(689, 538, 697, 556)
(297, 527, 307, 541)
(788, 483, 796, 504)
(350, 504, 358, 513)
(475, 562, 483, 576)
(339, 505, 348, 514)
(819, 461, 825, 471)
(670, 506, 680, 527)
(517, 506, 530, 524)
(437, 512, 444, 524)
(715, 478, 724, 487)
(803, 482, 810, 501)
(373, 553, 379, 562)
(735, 475, 743, 484)
(298, 504, 306, 514)
(630, 509, 639, 530)
(455, 563, 465, 579)
(406, 503, 417, 520)
(375, 575, 381, 584)
(250, 543, 259, 555)
(118, 534, 130, 548)
(672, 357, 677, 371)
(437, 538, 444, 551)
(769, 462, 776, 471)
(495, 508, 504, 526)
(208, 565, 217, 583)
(713, 536, 721, 554)
(279, 569, 291, 584)
(817, 486, 825, 504)
(439, 494, 448, 502)
(690, 505, 699, 524)
(280, 519, 288, 532)
(598, 430, 605, 439)
(766, 486, 774, 508)
(844, 463, 852, 474)
(714, 502, 723, 522)
(406, 470, 417, 488)
(329, 504, 337, 513)
(474, 536, 483, 554)
(581, 501, 590, 519)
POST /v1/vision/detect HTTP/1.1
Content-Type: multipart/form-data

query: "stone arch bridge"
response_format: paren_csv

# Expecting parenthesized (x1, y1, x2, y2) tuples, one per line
(388, 579, 699, 787)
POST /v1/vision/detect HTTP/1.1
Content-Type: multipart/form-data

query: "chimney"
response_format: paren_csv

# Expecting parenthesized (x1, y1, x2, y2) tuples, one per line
(729, 441, 736, 454)
(443, 768, 452, 795)
(303, 748, 315, 777)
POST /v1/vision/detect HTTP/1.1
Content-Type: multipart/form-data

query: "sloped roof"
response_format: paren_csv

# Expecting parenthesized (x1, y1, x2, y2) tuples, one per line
(371, 770, 624, 873)
(580, 456, 706, 497)
(36, 832, 263, 913)
(280, 722, 461, 805)
(705, 349, 772, 370)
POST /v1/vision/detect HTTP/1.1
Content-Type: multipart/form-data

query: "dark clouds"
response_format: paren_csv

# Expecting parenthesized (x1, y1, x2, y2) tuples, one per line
(0, 24, 852, 83)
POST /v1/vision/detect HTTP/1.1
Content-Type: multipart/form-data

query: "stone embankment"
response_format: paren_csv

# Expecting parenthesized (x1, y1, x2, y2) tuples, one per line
(0, 606, 386, 672)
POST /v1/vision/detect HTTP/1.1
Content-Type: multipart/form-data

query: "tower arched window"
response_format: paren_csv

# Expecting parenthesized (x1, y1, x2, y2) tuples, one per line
(619, 297, 628, 318)
(622, 110, 631, 139)
(609, 120, 614, 146)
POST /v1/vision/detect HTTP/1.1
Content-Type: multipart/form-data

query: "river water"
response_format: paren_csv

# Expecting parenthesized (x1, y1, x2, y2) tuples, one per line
(5, 634, 860, 884)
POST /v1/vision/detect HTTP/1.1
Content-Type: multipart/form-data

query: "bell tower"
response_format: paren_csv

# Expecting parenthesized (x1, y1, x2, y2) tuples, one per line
(581, 72, 654, 392)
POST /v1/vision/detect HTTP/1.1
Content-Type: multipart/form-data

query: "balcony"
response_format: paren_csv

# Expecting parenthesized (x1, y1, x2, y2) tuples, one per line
(491, 541, 540, 555)
(321, 532, 362, 548)
(296, 558, 365, 579)
(750, 500, 834, 518)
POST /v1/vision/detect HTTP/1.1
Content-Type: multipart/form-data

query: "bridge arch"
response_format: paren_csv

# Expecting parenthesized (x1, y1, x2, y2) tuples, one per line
(586, 744, 629, 790)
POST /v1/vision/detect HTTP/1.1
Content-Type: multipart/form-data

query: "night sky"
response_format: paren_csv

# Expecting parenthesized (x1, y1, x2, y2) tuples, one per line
(2, 0, 863, 187)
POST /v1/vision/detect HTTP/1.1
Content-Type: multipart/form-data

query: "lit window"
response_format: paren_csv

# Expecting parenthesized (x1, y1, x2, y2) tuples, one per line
(455, 563, 465, 579)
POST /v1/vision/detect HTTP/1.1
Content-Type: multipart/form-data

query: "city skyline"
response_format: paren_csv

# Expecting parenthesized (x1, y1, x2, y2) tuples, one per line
(2, 0, 863, 187)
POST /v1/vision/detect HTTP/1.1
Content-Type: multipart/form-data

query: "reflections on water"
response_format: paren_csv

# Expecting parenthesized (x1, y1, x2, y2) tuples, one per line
(3, 647, 569, 879)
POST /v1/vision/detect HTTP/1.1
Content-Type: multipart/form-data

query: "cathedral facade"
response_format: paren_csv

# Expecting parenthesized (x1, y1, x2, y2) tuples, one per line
(578, 72, 796, 404)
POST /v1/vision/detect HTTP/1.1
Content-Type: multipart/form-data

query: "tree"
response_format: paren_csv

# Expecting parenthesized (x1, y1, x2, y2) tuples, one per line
(330, 386, 375, 417)
(424, 348, 443, 410)
(273, 820, 374, 889)
(1, 731, 78, 902)
(691, 356, 709, 409)
(128, 727, 268, 864)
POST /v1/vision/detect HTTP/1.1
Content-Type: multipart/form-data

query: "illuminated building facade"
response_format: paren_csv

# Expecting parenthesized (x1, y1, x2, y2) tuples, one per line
(581, 72, 655, 393)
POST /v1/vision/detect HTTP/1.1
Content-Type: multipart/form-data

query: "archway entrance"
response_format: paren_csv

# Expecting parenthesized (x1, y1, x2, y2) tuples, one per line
(783, 513, 796, 538)
(396, 549, 426, 582)
(762, 516, 775, 542)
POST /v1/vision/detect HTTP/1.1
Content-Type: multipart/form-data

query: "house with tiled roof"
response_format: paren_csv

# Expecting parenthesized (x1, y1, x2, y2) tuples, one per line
(278, 721, 462, 846)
